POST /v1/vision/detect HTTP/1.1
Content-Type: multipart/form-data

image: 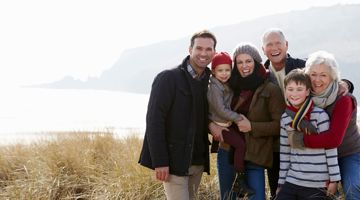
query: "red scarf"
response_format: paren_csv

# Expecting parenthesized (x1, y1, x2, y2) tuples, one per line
(286, 97, 314, 131)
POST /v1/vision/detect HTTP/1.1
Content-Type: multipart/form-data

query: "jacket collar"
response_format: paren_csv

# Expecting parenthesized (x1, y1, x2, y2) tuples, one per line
(264, 53, 298, 74)
(180, 55, 211, 80)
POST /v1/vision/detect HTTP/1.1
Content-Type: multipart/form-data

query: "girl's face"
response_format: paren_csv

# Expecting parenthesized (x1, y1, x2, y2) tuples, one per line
(307, 64, 333, 95)
(235, 53, 255, 78)
(285, 81, 310, 108)
(213, 64, 232, 83)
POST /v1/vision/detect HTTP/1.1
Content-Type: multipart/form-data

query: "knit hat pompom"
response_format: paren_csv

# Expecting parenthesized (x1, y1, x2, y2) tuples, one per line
(232, 43, 262, 63)
(211, 51, 232, 70)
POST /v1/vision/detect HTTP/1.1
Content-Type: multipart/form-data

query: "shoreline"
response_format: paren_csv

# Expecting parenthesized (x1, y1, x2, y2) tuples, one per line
(0, 127, 145, 146)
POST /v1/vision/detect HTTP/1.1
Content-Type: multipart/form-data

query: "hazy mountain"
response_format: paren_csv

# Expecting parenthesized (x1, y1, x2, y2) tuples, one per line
(39, 4, 360, 98)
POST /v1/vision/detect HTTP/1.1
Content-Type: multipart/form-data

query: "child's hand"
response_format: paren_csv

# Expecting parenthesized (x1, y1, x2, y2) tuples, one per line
(235, 116, 242, 128)
(276, 186, 281, 195)
(287, 130, 305, 149)
(236, 114, 251, 132)
(236, 123, 242, 132)
(326, 182, 338, 196)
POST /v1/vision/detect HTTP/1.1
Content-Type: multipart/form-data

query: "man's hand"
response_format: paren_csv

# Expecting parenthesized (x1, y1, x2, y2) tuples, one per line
(338, 80, 349, 96)
(155, 166, 169, 182)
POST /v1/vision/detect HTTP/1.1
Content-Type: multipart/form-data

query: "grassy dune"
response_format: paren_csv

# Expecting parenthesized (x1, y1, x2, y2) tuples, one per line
(0, 132, 345, 199)
(0, 132, 219, 199)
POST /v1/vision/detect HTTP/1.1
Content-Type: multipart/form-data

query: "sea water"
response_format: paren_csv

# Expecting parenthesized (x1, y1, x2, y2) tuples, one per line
(0, 87, 148, 144)
(1, 87, 359, 145)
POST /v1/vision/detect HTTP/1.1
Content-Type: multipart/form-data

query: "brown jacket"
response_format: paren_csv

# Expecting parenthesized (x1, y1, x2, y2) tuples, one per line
(244, 79, 285, 168)
(220, 79, 285, 168)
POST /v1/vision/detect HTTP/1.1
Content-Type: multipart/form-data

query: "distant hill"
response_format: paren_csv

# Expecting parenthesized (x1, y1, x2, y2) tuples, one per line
(38, 4, 360, 99)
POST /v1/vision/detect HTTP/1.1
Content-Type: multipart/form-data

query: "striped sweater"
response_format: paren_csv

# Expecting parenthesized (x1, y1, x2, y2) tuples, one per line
(278, 106, 341, 188)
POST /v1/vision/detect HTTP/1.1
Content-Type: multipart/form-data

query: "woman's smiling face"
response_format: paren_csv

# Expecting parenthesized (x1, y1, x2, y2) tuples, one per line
(307, 64, 333, 95)
(235, 53, 255, 78)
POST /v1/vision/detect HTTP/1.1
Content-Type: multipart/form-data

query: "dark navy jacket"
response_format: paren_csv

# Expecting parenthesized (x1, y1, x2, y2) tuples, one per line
(138, 55, 211, 176)
(264, 53, 306, 86)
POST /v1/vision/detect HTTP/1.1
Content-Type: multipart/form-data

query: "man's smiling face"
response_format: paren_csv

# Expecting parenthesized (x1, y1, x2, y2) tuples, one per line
(262, 32, 288, 71)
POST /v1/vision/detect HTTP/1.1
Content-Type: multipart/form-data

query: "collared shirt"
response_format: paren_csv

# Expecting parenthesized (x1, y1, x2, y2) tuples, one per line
(187, 64, 206, 80)
(269, 63, 286, 95)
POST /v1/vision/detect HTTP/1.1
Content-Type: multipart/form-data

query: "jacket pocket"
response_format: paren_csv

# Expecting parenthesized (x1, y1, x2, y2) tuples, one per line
(174, 87, 192, 117)
(168, 141, 187, 174)
(179, 87, 192, 96)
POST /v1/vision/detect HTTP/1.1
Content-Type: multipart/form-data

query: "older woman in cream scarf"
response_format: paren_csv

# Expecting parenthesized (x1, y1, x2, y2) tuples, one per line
(293, 51, 360, 200)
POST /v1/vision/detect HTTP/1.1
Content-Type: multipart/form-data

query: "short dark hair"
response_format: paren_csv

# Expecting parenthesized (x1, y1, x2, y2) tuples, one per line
(284, 68, 312, 89)
(190, 30, 217, 49)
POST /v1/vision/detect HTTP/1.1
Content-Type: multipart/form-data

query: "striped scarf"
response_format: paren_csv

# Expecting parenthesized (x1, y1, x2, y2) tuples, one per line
(285, 97, 317, 133)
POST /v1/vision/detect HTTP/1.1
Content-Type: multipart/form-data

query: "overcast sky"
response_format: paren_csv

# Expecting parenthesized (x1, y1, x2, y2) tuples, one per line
(1, 0, 359, 88)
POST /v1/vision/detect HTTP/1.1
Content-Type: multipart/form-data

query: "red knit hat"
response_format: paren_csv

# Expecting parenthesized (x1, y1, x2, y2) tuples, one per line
(211, 52, 232, 70)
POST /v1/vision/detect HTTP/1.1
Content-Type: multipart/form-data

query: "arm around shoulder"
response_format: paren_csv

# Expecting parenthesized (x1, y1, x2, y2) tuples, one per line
(304, 95, 355, 148)
(341, 79, 354, 94)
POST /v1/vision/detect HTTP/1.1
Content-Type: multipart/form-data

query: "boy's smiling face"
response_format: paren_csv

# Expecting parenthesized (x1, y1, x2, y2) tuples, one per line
(285, 81, 310, 108)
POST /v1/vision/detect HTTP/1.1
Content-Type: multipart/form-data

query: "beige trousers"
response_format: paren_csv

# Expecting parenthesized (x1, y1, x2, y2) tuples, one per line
(163, 165, 204, 200)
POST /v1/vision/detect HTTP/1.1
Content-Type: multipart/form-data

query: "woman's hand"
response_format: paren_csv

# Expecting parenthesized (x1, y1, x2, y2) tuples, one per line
(236, 114, 252, 132)
(209, 122, 227, 142)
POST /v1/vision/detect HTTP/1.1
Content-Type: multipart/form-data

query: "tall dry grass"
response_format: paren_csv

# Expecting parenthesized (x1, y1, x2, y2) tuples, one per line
(0, 132, 219, 199)
(0, 131, 345, 199)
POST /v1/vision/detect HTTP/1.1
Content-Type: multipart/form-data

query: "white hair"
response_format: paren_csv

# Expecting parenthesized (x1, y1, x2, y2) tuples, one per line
(304, 50, 340, 81)
(261, 28, 287, 45)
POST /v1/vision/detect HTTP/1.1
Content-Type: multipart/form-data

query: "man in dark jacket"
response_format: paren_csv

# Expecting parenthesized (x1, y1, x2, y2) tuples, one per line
(261, 28, 306, 200)
(139, 30, 217, 200)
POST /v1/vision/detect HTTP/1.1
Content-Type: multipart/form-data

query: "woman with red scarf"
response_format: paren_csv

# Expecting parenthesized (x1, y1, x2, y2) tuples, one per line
(209, 43, 284, 200)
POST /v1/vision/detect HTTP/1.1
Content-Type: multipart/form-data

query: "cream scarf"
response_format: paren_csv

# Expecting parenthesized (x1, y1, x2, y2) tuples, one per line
(311, 81, 338, 109)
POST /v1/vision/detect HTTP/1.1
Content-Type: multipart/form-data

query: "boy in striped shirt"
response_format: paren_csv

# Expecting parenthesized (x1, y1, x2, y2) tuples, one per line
(276, 69, 341, 200)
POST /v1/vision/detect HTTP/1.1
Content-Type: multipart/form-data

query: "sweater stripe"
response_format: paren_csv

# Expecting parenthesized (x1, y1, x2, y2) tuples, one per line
(278, 106, 341, 188)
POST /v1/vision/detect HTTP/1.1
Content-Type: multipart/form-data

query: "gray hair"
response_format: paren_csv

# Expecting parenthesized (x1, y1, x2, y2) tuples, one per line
(261, 28, 287, 45)
(304, 50, 340, 81)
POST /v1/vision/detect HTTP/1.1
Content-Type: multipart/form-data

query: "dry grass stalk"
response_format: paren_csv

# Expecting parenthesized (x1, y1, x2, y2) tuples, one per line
(0, 132, 220, 199)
